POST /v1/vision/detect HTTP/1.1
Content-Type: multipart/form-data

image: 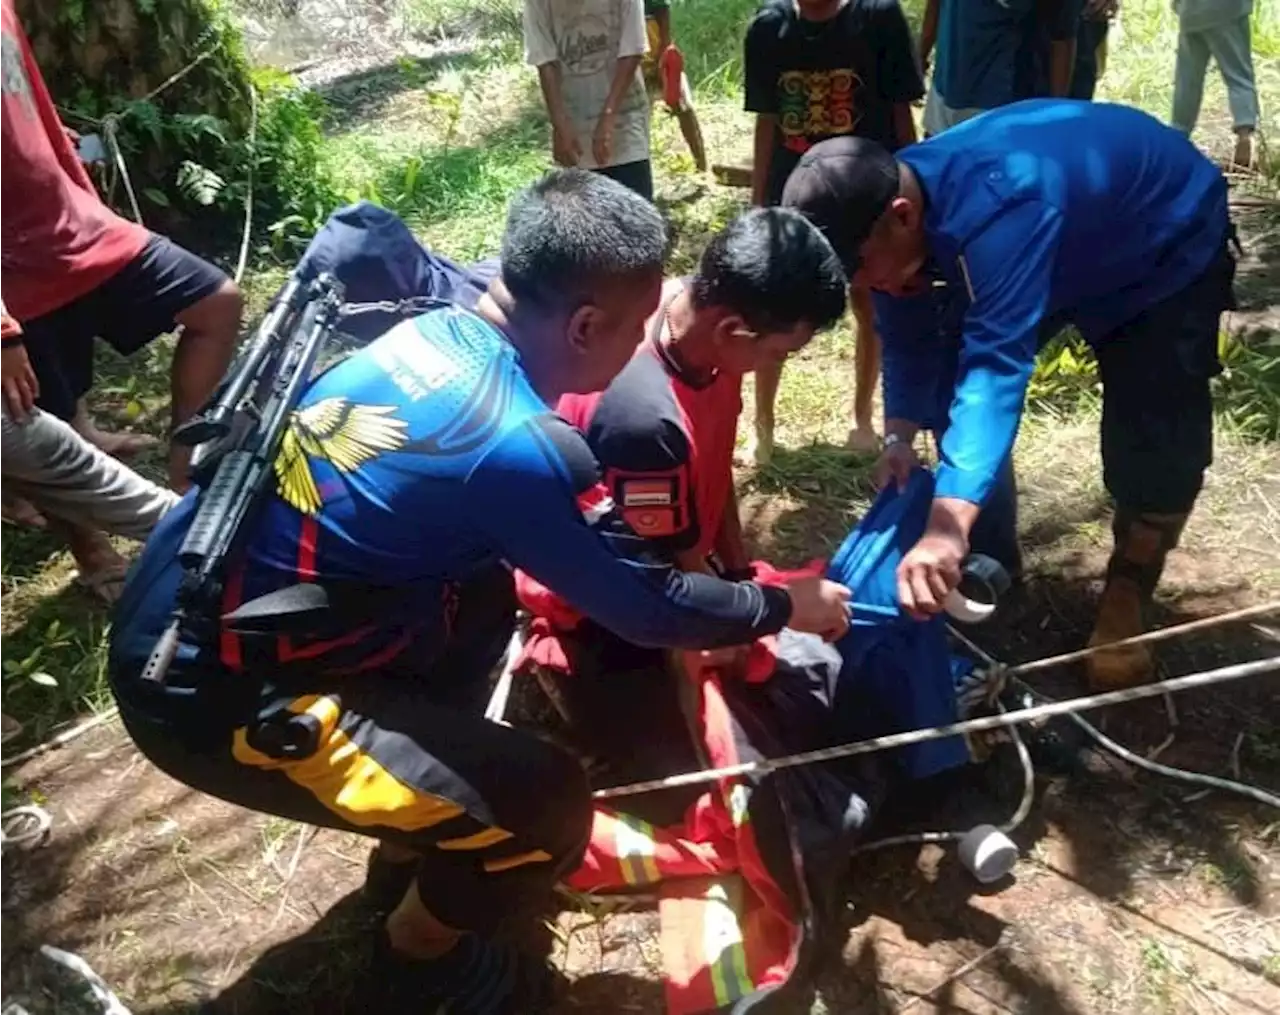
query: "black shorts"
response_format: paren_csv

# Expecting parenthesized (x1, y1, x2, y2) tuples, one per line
(24, 233, 229, 421)
(593, 159, 654, 202)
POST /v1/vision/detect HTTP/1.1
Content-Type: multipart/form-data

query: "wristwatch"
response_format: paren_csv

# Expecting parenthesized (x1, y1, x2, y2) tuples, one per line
(883, 432, 911, 449)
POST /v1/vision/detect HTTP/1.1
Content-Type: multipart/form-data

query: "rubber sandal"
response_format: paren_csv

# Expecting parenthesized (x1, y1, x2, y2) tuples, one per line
(1, 495, 48, 529)
(75, 562, 130, 606)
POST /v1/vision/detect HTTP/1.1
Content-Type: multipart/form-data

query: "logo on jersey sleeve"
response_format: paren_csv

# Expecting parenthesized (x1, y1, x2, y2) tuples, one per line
(274, 397, 409, 516)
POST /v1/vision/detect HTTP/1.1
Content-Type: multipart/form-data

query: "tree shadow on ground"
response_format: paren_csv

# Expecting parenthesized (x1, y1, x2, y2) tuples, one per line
(1, 743, 305, 1013)
(314, 47, 497, 136)
(131, 888, 664, 1014)
(1231, 204, 1280, 318)
(821, 873, 1088, 1014)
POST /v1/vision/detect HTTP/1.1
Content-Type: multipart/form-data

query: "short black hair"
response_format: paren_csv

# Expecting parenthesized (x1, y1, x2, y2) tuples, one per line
(501, 169, 668, 311)
(690, 207, 847, 335)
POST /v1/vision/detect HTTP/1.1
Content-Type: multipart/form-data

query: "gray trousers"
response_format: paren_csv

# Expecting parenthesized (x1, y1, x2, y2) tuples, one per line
(1172, 15, 1259, 133)
(922, 82, 985, 138)
(2, 408, 178, 540)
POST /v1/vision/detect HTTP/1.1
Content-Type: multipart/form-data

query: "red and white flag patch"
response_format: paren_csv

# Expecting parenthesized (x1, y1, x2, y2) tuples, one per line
(576, 483, 616, 525)
(619, 477, 675, 507)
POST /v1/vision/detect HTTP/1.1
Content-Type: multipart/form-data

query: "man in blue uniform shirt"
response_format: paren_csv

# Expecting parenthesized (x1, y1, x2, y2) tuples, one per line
(781, 99, 1236, 693)
(108, 170, 852, 1013)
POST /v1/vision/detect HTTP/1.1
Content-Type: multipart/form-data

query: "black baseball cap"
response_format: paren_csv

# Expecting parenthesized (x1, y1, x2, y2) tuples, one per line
(781, 136, 901, 272)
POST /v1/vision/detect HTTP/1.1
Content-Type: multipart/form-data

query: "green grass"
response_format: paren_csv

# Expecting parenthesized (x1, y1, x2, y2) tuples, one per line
(402, 0, 523, 40)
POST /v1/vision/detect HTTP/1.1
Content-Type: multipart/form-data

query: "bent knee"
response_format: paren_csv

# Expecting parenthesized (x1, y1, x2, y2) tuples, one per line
(525, 741, 593, 861)
(178, 280, 243, 340)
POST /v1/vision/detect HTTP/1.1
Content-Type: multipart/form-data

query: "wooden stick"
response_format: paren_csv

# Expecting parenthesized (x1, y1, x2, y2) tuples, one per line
(896, 942, 1002, 1013)
(1008, 602, 1280, 677)
(1, 708, 120, 769)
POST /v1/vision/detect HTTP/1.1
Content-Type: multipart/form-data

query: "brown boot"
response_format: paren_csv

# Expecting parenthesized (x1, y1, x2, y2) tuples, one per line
(1086, 512, 1188, 691)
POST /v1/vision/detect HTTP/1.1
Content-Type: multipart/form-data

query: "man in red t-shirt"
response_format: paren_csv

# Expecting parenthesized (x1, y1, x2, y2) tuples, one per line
(0, 0, 241, 488)
(546, 208, 847, 781)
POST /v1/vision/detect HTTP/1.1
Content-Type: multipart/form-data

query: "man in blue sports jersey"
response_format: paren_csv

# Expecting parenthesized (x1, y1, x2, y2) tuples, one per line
(107, 170, 853, 1013)
(781, 100, 1236, 693)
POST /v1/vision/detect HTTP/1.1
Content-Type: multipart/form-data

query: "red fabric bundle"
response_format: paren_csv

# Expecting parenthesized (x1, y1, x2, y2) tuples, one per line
(513, 559, 825, 683)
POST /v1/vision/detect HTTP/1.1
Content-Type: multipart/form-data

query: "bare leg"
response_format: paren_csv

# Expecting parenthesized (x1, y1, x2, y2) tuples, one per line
(168, 280, 242, 489)
(71, 400, 160, 457)
(847, 285, 881, 453)
(386, 880, 464, 961)
(49, 518, 129, 605)
(746, 360, 781, 467)
(2, 492, 47, 528)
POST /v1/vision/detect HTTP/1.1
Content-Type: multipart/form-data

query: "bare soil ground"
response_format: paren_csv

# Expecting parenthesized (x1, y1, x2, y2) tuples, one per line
(4, 5, 1279, 1009)
(2, 223, 1278, 1015)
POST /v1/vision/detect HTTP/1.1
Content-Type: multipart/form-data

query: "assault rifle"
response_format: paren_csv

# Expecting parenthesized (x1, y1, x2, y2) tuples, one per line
(140, 270, 346, 685)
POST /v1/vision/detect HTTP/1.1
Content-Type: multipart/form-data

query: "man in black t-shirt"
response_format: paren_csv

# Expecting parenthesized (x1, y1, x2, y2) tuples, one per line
(743, 0, 923, 465)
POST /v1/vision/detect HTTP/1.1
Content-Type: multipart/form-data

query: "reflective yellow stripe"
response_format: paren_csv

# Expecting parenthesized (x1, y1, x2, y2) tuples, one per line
(437, 826, 514, 851)
(483, 848, 554, 874)
(232, 695, 465, 833)
(613, 813, 661, 885)
(703, 880, 754, 1006)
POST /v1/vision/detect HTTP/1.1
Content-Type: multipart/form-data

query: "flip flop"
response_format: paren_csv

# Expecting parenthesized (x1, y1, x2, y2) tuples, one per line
(88, 431, 161, 459)
(75, 561, 130, 606)
(1, 495, 48, 529)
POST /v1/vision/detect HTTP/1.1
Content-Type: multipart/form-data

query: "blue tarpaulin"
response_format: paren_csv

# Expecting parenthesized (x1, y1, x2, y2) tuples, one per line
(297, 201, 499, 341)
(828, 469, 971, 780)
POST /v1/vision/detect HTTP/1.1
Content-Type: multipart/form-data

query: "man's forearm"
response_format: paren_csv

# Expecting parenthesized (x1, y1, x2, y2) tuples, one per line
(714, 486, 751, 575)
(928, 496, 980, 543)
(536, 63, 572, 132)
(604, 55, 643, 117)
(751, 115, 776, 206)
(1049, 39, 1077, 97)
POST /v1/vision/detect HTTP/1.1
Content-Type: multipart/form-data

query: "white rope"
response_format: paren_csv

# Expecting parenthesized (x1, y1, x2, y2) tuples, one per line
(592, 656, 1280, 801)
(0, 805, 51, 849)
(1018, 678, 1280, 808)
(233, 83, 258, 286)
(485, 627, 526, 724)
(138, 45, 217, 105)
(59, 38, 234, 238)
(852, 691, 1037, 855)
(102, 118, 143, 225)
(39, 946, 132, 1015)
(949, 616, 1280, 807)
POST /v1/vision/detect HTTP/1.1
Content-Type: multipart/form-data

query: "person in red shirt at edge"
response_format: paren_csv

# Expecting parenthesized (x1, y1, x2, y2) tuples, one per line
(0, 0, 242, 491)
(536, 207, 847, 788)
